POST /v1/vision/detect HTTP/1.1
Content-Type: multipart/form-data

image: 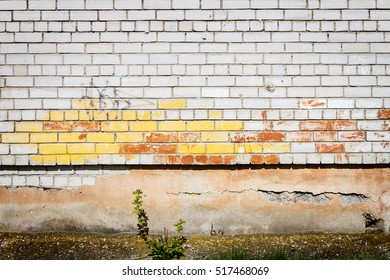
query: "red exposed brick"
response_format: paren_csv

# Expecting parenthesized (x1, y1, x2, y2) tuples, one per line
(332, 120, 357, 131)
(299, 99, 326, 108)
(172, 132, 200, 143)
(181, 155, 194, 165)
(44, 122, 72, 132)
(258, 132, 285, 142)
(78, 133, 87, 140)
(154, 155, 180, 165)
(195, 155, 208, 164)
(265, 155, 279, 165)
(339, 131, 366, 141)
(152, 144, 177, 154)
(301, 121, 331, 131)
(316, 143, 344, 153)
(229, 132, 257, 143)
(251, 155, 265, 164)
(119, 144, 151, 154)
(73, 121, 100, 132)
(146, 133, 171, 143)
(286, 132, 313, 142)
(223, 155, 236, 165)
(378, 109, 390, 119)
(315, 132, 337, 142)
(210, 155, 223, 165)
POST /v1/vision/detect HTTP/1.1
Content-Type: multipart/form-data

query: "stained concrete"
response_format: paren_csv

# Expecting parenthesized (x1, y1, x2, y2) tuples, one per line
(0, 167, 389, 234)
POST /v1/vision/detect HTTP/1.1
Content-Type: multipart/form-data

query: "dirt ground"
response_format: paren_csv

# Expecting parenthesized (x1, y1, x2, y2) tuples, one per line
(1, 232, 389, 260)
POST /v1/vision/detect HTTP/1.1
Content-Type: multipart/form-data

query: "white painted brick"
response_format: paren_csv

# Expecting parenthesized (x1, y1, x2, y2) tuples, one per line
(292, 143, 316, 153)
(0, 1, 26, 10)
(144, 0, 171, 9)
(356, 98, 383, 108)
(349, 0, 376, 8)
(115, 0, 142, 9)
(57, 0, 84, 9)
(86, 0, 113, 9)
(271, 99, 299, 109)
(242, 99, 270, 109)
(320, 0, 347, 9)
(172, 0, 199, 9)
(256, 10, 283, 20)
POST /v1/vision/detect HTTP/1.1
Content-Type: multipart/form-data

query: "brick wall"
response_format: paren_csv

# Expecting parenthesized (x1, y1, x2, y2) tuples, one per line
(1, 0, 390, 167)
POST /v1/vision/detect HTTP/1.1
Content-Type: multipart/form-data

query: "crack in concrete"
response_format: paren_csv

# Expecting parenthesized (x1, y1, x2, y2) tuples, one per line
(167, 188, 370, 206)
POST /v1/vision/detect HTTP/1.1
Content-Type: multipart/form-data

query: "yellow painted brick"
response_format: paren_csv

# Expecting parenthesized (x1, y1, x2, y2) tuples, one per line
(30, 155, 43, 165)
(108, 111, 122, 120)
(70, 155, 85, 165)
(57, 155, 71, 165)
(178, 144, 206, 154)
(207, 143, 234, 154)
(235, 143, 263, 154)
(87, 133, 115, 143)
(101, 121, 129, 132)
(59, 133, 87, 143)
(215, 121, 243, 131)
(158, 99, 186, 109)
(152, 111, 165, 120)
(84, 154, 98, 164)
(137, 111, 151, 120)
(209, 110, 223, 119)
(201, 132, 229, 142)
(79, 110, 93, 121)
(39, 144, 67, 154)
(130, 121, 157, 132)
(122, 111, 137, 120)
(159, 121, 186, 131)
(30, 133, 57, 143)
(263, 143, 290, 153)
(64, 110, 79, 121)
(116, 133, 144, 142)
(15, 122, 43, 132)
(50, 111, 64, 121)
(96, 144, 120, 154)
(94, 111, 108, 121)
(1, 133, 29, 143)
(41, 155, 57, 165)
(67, 144, 95, 154)
(187, 121, 214, 131)
(72, 99, 99, 110)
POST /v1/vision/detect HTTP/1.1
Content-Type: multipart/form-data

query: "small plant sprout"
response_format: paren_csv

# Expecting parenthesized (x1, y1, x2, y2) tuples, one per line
(132, 189, 187, 260)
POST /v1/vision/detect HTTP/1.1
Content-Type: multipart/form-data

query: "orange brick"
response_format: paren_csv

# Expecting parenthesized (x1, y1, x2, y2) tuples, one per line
(301, 121, 331, 131)
(181, 155, 194, 164)
(210, 155, 223, 165)
(119, 144, 151, 154)
(195, 155, 208, 164)
(314, 132, 337, 142)
(251, 155, 265, 164)
(316, 143, 344, 153)
(146, 133, 171, 143)
(152, 144, 177, 154)
(72, 121, 100, 132)
(223, 155, 236, 165)
(229, 132, 257, 143)
(378, 109, 390, 119)
(172, 132, 200, 143)
(265, 155, 279, 164)
(44, 122, 72, 132)
(258, 132, 285, 142)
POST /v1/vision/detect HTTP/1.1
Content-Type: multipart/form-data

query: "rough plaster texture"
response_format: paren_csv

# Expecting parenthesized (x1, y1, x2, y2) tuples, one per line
(0, 167, 389, 234)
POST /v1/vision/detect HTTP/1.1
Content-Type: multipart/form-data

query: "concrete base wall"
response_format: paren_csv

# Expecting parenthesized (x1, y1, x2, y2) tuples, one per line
(0, 167, 389, 234)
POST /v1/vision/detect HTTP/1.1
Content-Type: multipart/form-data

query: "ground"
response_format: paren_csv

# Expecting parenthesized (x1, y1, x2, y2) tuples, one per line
(0, 232, 389, 260)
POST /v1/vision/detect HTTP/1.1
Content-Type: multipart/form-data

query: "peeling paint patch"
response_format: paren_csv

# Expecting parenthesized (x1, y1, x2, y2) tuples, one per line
(340, 194, 368, 206)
